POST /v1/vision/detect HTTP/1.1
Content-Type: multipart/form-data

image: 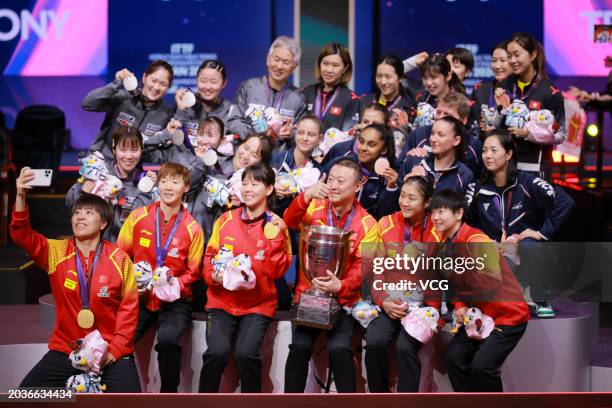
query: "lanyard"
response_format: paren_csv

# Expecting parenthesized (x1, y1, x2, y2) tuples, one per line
(315, 86, 340, 121)
(327, 204, 356, 232)
(155, 206, 183, 268)
(404, 215, 427, 244)
(511, 74, 541, 101)
(378, 94, 402, 111)
(265, 78, 288, 112)
(74, 240, 103, 310)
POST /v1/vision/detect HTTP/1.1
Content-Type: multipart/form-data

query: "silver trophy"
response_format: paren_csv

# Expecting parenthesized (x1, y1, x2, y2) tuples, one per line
(293, 225, 353, 330)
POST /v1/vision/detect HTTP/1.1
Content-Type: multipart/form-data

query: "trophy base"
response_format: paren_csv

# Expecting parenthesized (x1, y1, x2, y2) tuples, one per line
(292, 291, 340, 330)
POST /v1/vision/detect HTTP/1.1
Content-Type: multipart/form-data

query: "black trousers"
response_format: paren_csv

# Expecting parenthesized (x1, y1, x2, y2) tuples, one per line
(365, 312, 422, 392)
(444, 323, 527, 392)
(199, 309, 272, 393)
(20, 350, 141, 392)
(284, 313, 356, 393)
(134, 299, 192, 393)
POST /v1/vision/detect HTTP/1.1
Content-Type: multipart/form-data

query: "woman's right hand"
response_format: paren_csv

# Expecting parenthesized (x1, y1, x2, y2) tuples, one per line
(16, 167, 35, 196)
(494, 88, 511, 109)
(115, 68, 134, 82)
(82, 180, 96, 194)
(382, 299, 408, 320)
(166, 118, 182, 133)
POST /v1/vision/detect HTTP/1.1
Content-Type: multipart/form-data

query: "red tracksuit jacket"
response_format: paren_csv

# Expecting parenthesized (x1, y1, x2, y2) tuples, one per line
(284, 193, 379, 307)
(117, 202, 204, 311)
(203, 208, 292, 318)
(373, 211, 440, 308)
(433, 223, 529, 326)
(10, 208, 138, 358)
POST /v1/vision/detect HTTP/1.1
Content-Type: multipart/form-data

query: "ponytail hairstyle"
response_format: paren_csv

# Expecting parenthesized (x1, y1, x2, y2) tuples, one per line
(420, 54, 466, 96)
(480, 129, 518, 186)
(507, 32, 547, 79)
(434, 115, 465, 162)
(374, 54, 405, 99)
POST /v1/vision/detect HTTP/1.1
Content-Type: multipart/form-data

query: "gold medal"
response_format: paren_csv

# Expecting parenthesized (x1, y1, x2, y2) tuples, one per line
(264, 222, 280, 239)
(77, 308, 95, 329)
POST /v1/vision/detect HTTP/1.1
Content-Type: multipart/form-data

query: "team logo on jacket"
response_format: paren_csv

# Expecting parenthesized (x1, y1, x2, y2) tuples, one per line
(97, 286, 110, 298)
(167, 247, 179, 258)
(116, 112, 136, 126)
(483, 203, 490, 211)
(529, 101, 541, 110)
(307, 103, 313, 111)
(330, 106, 342, 116)
(254, 250, 265, 261)
(512, 203, 523, 211)
(279, 108, 296, 117)
(64, 278, 77, 290)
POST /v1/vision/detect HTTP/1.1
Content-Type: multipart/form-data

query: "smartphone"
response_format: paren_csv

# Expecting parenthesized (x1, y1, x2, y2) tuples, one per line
(28, 169, 53, 187)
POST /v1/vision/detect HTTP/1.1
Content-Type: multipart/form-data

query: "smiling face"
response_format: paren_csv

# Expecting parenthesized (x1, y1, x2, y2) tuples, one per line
(141, 67, 171, 101)
(158, 175, 189, 208)
(71, 207, 107, 240)
(295, 119, 322, 156)
(234, 137, 262, 170)
(113, 140, 142, 174)
(507, 41, 536, 77)
(240, 173, 273, 210)
(399, 182, 428, 223)
(491, 48, 511, 82)
(431, 206, 462, 235)
(375, 63, 400, 99)
(482, 135, 512, 174)
(196, 67, 226, 102)
(327, 164, 362, 206)
(319, 54, 347, 87)
(196, 121, 222, 150)
(267, 46, 297, 85)
(422, 69, 451, 98)
(356, 127, 386, 166)
(430, 120, 461, 156)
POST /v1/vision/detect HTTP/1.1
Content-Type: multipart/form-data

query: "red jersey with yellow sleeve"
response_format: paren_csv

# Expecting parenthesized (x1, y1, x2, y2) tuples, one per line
(284, 192, 379, 307)
(203, 208, 292, 318)
(9, 208, 138, 359)
(373, 211, 440, 308)
(117, 202, 204, 311)
(433, 223, 529, 326)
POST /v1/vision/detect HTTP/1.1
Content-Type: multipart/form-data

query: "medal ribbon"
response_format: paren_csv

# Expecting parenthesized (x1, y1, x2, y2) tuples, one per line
(155, 206, 183, 268)
(75, 240, 103, 311)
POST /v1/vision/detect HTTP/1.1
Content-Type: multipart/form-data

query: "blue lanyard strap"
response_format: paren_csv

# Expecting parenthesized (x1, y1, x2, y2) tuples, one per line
(155, 206, 183, 268)
(74, 240, 103, 310)
(327, 204, 356, 232)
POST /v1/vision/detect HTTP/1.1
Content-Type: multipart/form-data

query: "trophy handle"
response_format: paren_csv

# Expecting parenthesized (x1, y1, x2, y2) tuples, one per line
(298, 225, 314, 282)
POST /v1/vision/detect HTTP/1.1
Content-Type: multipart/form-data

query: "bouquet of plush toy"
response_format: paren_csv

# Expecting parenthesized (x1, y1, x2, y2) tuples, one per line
(413, 102, 435, 128)
(401, 306, 443, 344)
(317, 127, 353, 157)
(502, 99, 530, 128)
(276, 167, 321, 194)
(152, 265, 181, 302)
(450, 306, 495, 340)
(66, 330, 108, 393)
(481, 105, 496, 129)
(204, 176, 232, 207)
(524, 109, 561, 144)
(245, 106, 283, 136)
(134, 260, 153, 294)
(212, 248, 256, 291)
(78, 152, 124, 204)
(345, 299, 380, 328)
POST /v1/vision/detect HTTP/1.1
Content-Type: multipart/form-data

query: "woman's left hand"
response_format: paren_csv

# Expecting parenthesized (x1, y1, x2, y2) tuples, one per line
(277, 120, 293, 141)
(508, 127, 529, 139)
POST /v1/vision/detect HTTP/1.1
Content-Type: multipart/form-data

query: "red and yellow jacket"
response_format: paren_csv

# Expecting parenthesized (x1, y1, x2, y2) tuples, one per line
(117, 202, 204, 311)
(203, 208, 292, 318)
(373, 212, 440, 308)
(9, 208, 138, 359)
(433, 223, 529, 326)
(284, 193, 379, 307)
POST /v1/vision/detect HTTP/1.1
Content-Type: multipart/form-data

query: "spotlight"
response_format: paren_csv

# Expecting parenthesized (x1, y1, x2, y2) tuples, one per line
(586, 124, 599, 137)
